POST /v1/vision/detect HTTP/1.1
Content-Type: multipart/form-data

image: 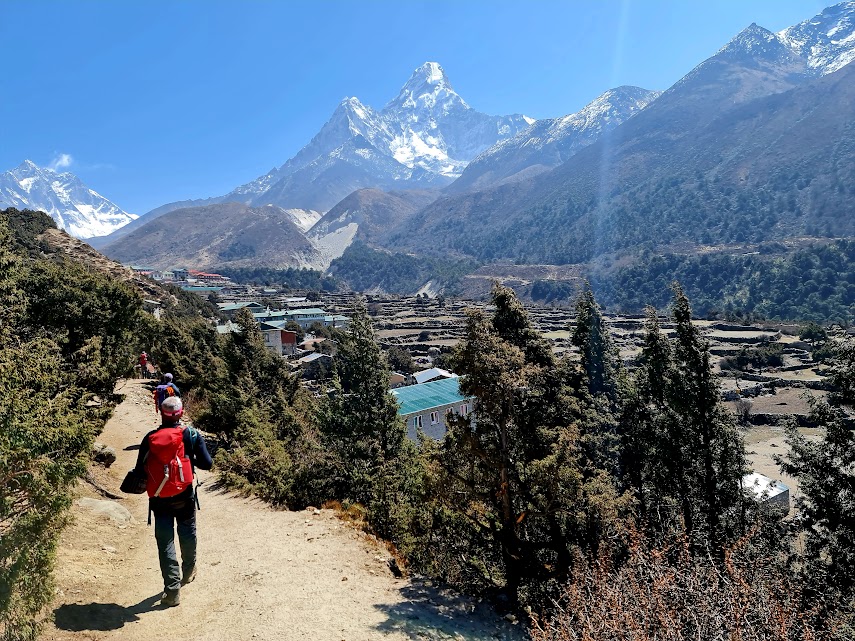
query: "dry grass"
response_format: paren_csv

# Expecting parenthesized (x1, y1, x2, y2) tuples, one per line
(321, 499, 408, 574)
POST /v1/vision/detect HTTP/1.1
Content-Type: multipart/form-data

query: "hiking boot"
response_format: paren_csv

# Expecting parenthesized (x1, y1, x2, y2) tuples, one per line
(162, 590, 180, 607)
(181, 567, 197, 585)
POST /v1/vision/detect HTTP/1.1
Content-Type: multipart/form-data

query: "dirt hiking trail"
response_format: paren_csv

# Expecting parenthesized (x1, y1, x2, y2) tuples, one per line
(41, 381, 524, 641)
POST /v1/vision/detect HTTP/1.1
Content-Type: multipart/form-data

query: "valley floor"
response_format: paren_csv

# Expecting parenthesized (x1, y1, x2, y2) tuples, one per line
(41, 380, 522, 641)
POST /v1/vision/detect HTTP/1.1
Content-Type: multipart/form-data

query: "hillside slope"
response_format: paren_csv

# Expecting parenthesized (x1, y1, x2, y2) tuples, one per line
(309, 188, 437, 265)
(102, 202, 323, 270)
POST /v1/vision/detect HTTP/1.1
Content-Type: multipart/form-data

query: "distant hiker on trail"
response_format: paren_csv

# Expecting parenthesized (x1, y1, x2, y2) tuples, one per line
(138, 351, 149, 379)
(153, 373, 181, 414)
(134, 396, 213, 607)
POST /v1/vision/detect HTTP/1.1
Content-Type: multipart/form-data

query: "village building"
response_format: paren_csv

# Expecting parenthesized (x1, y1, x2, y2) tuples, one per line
(391, 377, 474, 441)
(742, 472, 790, 513)
(298, 352, 333, 379)
(299, 336, 329, 352)
(188, 269, 231, 284)
(218, 301, 266, 318)
(254, 307, 349, 329)
(259, 322, 298, 357)
(181, 283, 224, 294)
(142, 298, 163, 320)
(215, 321, 240, 335)
(389, 372, 408, 388)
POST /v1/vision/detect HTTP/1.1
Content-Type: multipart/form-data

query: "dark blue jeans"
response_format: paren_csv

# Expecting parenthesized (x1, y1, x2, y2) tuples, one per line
(153, 505, 196, 594)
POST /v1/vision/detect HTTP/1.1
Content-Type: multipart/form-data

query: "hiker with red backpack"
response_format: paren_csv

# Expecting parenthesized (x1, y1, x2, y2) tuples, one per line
(153, 373, 181, 414)
(133, 396, 213, 607)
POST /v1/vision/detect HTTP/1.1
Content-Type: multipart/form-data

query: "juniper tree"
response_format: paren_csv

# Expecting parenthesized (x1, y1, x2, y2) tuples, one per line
(323, 302, 409, 538)
(666, 285, 745, 550)
(436, 285, 627, 605)
(571, 284, 620, 402)
(827, 338, 855, 407)
(619, 290, 746, 552)
(210, 308, 324, 506)
(0, 214, 138, 640)
(571, 285, 623, 478)
(780, 366, 855, 602)
(619, 307, 673, 521)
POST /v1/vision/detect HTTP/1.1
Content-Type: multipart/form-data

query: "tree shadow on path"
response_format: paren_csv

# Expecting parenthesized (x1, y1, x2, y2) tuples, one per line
(53, 594, 163, 631)
(374, 579, 525, 641)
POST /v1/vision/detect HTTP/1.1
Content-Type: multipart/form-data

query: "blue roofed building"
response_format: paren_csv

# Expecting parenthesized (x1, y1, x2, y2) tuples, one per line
(391, 377, 474, 440)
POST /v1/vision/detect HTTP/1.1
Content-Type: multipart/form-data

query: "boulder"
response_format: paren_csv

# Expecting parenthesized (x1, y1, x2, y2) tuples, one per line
(92, 442, 117, 467)
(78, 498, 133, 524)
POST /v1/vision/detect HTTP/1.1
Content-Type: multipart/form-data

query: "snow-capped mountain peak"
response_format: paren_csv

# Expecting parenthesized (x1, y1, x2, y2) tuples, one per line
(0, 160, 136, 238)
(221, 61, 534, 211)
(385, 61, 464, 113)
(718, 23, 783, 56)
(778, 1, 855, 75)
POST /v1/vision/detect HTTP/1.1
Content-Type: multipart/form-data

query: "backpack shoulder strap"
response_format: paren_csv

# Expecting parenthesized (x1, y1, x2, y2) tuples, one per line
(183, 426, 200, 471)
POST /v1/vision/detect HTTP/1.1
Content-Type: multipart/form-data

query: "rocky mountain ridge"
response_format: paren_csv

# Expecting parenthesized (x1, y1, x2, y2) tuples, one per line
(385, 9, 855, 268)
(448, 86, 661, 193)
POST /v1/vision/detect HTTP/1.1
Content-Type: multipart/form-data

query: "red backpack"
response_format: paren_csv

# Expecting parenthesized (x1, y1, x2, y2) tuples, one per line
(145, 427, 194, 498)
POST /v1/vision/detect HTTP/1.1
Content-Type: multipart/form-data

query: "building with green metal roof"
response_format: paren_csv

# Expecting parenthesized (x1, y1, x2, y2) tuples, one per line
(391, 377, 473, 440)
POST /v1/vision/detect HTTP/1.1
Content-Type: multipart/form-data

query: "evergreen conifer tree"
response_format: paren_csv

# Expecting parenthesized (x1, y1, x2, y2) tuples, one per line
(667, 285, 745, 550)
(619, 307, 673, 521)
(571, 284, 620, 402)
(437, 285, 626, 604)
(780, 368, 855, 600)
(324, 302, 409, 538)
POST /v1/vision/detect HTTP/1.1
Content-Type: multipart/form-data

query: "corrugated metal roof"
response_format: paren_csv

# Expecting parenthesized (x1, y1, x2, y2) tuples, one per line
(219, 302, 263, 311)
(413, 368, 457, 384)
(742, 472, 789, 500)
(391, 377, 470, 416)
(215, 322, 241, 334)
(261, 320, 290, 330)
(299, 352, 332, 364)
(289, 308, 328, 315)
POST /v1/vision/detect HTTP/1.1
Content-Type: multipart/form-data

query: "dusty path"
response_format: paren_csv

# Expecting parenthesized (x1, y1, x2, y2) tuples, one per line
(42, 380, 523, 641)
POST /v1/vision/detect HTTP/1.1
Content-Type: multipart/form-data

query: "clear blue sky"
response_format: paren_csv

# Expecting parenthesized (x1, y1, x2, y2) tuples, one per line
(0, 0, 830, 214)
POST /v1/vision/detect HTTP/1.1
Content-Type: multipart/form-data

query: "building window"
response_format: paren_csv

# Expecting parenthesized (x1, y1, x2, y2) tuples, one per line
(430, 411, 439, 425)
(413, 415, 422, 429)
(460, 404, 468, 416)
(446, 407, 453, 416)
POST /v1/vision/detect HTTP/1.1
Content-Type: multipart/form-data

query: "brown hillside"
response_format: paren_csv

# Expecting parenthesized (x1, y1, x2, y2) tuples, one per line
(102, 202, 322, 270)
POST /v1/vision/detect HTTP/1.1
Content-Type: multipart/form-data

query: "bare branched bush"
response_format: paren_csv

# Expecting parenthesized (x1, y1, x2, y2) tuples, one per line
(735, 397, 753, 424)
(531, 531, 851, 641)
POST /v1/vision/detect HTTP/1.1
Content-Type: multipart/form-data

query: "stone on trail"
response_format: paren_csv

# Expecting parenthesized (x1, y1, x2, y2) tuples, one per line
(78, 498, 133, 524)
(92, 441, 117, 467)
